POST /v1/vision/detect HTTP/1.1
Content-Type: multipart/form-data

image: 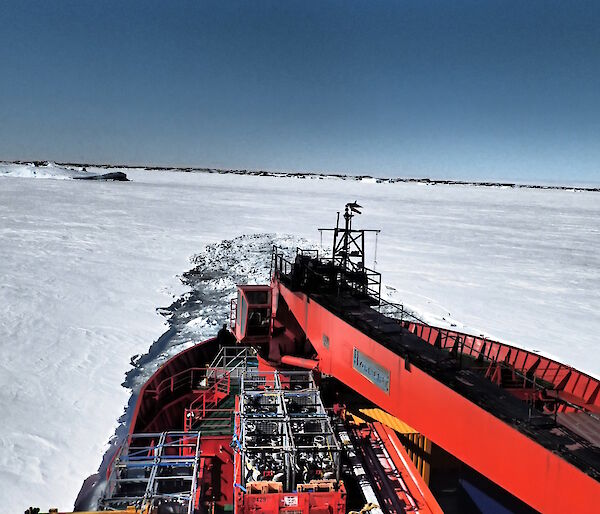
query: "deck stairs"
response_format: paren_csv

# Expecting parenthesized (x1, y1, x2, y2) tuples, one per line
(184, 371, 231, 432)
(184, 346, 257, 432)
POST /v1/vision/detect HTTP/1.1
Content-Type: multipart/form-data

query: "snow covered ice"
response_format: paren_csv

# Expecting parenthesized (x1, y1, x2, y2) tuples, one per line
(0, 163, 599, 512)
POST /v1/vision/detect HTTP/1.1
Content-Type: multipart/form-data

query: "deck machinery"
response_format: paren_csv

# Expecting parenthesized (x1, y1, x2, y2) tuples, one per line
(235, 370, 345, 514)
(54, 204, 600, 514)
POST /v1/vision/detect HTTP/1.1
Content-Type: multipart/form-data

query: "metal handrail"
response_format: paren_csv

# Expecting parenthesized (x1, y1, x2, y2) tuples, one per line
(402, 322, 600, 424)
(273, 245, 383, 304)
(188, 372, 230, 411)
(230, 297, 237, 331)
(147, 366, 229, 399)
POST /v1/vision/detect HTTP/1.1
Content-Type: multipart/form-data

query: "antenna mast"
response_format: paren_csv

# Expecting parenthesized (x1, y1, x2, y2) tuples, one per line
(318, 202, 381, 300)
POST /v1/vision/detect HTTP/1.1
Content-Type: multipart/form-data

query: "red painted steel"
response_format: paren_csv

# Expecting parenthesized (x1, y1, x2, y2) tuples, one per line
(184, 371, 231, 431)
(399, 321, 600, 413)
(372, 422, 442, 514)
(277, 282, 600, 514)
(237, 487, 346, 514)
(195, 435, 236, 507)
(113, 338, 237, 510)
(130, 338, 220, 434)
(402, 321, 600, 413)
(105, 339, 220, 479)
(280, 355, 320, 370)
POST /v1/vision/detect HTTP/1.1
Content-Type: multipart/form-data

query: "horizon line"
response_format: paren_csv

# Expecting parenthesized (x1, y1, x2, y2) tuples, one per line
(1, 158, 598, 192)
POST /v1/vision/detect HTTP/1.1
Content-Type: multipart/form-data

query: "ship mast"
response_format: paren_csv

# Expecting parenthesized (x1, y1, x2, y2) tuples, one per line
(319, 202, 381, 301)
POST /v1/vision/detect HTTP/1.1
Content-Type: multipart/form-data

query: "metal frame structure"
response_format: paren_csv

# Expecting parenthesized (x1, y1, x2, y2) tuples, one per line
(270, 203, 383, 306)
(345, 420, 442, 514)
(320, 202, 381, 300)
(272, 245, 382, 306)
(185, 347, 260, 433)
(100, 431, 201, 514)
(237, 370, 341, 492)
(207, 345, 258, 380)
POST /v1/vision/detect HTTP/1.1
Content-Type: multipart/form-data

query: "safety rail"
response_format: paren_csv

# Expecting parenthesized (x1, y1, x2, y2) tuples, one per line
(188, 372, 230, 411)
(296, 247, 319, 259)
(402, 321, 600, 424)
(271, 245, 294, 277)
(183, 366, 237, 432)
(271, 246, 600, 425)
(273, 246, 422, 323)
(377, 298, 426, 325)
(146, 366, 230, 401)
(271, 245, 382, 305)
(230, 297, 237, 332)
(340, 263, 381, 302)
(184, 406, 235, 433)
(379, 312, 592, 414)
(208, 345, 258, 379)
(105, 440, 127, 481)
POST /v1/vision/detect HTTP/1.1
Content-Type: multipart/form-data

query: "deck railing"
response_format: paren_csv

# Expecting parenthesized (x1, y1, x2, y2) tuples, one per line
(402, 320, 600, 420)
(271, 245, 382, 305)
(145, 366, 230, 401)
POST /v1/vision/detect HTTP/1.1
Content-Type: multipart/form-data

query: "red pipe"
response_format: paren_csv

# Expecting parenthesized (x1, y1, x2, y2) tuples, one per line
(280, 355, 319, 370)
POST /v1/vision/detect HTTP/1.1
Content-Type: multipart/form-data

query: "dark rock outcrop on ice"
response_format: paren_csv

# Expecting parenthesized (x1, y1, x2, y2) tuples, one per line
(73, 172, 129, 181)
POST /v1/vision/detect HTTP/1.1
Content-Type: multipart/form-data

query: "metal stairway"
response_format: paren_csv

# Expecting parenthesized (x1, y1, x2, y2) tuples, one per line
(183, 347, 258, 432)
(184, 371, 231, 432)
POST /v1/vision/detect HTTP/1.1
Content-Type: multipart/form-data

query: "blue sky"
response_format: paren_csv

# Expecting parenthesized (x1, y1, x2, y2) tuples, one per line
(1, 1, 598, 182)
